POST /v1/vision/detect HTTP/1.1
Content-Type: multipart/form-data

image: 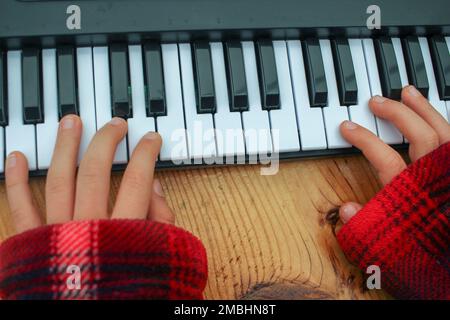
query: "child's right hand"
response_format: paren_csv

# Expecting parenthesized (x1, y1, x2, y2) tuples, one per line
(338, 85, 450, 223)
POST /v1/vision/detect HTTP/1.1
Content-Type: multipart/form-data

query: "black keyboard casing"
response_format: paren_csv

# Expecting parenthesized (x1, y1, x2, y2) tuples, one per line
(0, 144, 409, 180)
(1, 0, 449, 49)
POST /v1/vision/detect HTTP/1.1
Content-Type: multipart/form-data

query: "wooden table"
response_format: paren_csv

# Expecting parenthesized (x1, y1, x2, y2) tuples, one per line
(0, 155, 391, 299)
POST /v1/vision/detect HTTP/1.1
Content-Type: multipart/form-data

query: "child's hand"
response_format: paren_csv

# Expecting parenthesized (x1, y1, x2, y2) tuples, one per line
(338, 85, 450, 223)
(4, 117, 174, 235)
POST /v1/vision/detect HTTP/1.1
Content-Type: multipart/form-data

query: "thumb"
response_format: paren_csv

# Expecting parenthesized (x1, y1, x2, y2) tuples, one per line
(148, 179, 175, 225)
(339, 202, 363, 224)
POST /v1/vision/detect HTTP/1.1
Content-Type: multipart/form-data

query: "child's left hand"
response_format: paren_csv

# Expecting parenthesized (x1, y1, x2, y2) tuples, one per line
(4, 116, 174, 235)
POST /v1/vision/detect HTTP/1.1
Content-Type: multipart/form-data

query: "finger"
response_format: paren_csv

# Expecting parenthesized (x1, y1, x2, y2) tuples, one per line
(339, 202, 363, 224)
(46, 115, 82, 224)
(369, 95, 440, 161)
(74, 118, 128, 220)
(340, 121, 407, 185)
(147, 179, 175, 225)
(401, 86, 450, 144)
(5, 152, 42, 233)
(112, 132, 162, 219)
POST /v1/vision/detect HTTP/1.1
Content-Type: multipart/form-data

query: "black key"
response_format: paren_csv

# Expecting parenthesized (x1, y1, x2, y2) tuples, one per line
(402, 36, 429, 97)
(224, 41, 248, 111)
(0, 51, 7, 126)
(143, 42, 166, 117)
(255, 40, 280, 110)
(302, 39, 328, 107)
(22, 48, 43, 124)
(331, 39, 358, 106)
(192, 41, 216, 113)
(374, 38, 402, 101)
(109, 44, 132, 119)
(429, 36, 450, 100)
(57, 46, 78, 119)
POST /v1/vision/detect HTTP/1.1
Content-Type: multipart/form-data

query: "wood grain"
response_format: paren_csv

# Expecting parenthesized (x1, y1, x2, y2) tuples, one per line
(0, 155, 392, 299)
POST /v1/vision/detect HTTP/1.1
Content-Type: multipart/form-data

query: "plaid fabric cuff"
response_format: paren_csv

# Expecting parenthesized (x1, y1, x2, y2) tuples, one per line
(0, 219, 207, 300)
(337, 142, 450, 299)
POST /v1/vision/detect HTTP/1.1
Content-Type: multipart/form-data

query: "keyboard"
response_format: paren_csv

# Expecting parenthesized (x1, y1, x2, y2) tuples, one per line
(0, 0, 449, 177)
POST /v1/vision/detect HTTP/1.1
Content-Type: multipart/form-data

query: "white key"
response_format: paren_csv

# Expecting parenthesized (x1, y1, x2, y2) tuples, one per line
(210, 42, 246, 159)
(362, 39, 403, 144)
(287, 40, 327, 151)
(393, 38, 416, 143)
(0, 128, 4, 173)
(36, 49, 58, 170)
(392, 38, 409, 87)
(5, 51, 37, 170)
(241, 41, 272, 156)
(179, 43, 216, 162)
(418, 37, 449, 121)
(77, 47, 97, 162)
(270, 41, 300, 153)
(127, 45, 156, 154)
(392, 38, 412, 141)
(446, 37, 450, 121)
(157, 44, 188, 162)
(392, 38, 410, 144)
(93, 46, 128, 164)
(348, 39, 378, 135)
(320, 40, 351, 149)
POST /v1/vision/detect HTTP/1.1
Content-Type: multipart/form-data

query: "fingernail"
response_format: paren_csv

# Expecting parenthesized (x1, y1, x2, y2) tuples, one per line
(153, 179, 165, 197)
(341, 204, 358, 223)
(109, 117, 124, 126)
(372, 95, 387, 104)
(343, 120, 358, 130)
(6, 153, 17, 169)
(61, 117, 74, 130)
(144, 132, 159, 140)
(407, 85, 421, 97)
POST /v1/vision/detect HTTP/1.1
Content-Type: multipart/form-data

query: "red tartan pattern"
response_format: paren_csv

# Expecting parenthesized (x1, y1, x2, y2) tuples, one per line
(0, 144, 448, 300)
(0, 220, 207, 299)
(338, 142, 450, 299)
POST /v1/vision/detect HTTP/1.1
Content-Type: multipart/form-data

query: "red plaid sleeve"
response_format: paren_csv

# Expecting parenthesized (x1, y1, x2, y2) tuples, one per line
(337, 142, 450, 299)
(0, 220, 207, 300)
